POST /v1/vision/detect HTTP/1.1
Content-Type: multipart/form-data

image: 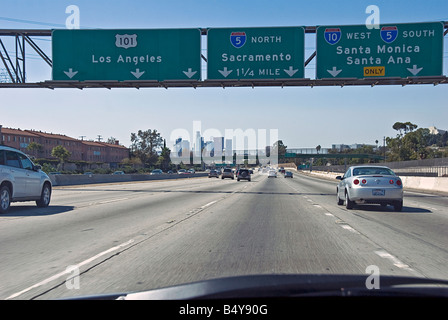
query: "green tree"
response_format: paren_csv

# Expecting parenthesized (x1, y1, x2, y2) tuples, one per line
(392, 121, 418, 137)
(272, 140, 287, 163)
(51, 145, 71, 170)
(27, 142, 44, 157)
(156, 139, 172, 171)
(130, 129, 164, 167)
(107, 137, 118, 144)
(387, 124, 433, 161)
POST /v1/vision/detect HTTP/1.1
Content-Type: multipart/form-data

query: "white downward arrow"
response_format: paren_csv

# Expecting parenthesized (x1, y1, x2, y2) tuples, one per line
(407, 65, 423, 76)
(131, 69, 145, 79)
(327, 67, 342, 77)
(218, 67, 233, 78)
(183, 68, 197, 78)
(284, 66, 298, 77)
(63, 68, 78, 79)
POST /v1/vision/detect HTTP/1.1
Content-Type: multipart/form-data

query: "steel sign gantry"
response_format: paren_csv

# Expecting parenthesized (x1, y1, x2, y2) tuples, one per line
(0, 23, 447, 89)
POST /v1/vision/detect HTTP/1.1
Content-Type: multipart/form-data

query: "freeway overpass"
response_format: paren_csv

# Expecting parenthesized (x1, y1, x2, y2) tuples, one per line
(284, 152, 385, 160)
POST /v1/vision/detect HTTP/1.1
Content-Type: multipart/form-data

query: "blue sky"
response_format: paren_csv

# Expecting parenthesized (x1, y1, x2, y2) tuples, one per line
(1, 0, 447, 150)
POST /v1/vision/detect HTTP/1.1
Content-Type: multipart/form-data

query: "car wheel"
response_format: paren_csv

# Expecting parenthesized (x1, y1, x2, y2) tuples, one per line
(237, 178, 240, 181)
(337, 189, 344, 205)
(394, 200, 403, 212)
(345, 191, 354, 209)
(0, 185, 11, 214)
(36, 183, 51, 208)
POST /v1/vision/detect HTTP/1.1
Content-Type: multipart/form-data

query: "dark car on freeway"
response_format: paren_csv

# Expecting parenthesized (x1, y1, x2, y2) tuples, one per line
(284, 171, 293, 178)
(208, 169, 219, 178)
(236, 168, 251, 182)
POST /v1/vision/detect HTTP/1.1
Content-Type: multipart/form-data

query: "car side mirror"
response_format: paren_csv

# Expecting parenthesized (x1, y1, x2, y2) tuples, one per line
(33, 164, 42, 171)
(336, 176, 343, 180)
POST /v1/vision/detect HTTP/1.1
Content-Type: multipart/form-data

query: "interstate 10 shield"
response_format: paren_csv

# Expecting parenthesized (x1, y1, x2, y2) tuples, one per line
(324, 28, 341, 45)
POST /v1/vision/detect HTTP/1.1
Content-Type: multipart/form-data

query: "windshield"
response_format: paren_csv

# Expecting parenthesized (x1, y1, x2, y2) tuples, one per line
(1, 0, 448, 304)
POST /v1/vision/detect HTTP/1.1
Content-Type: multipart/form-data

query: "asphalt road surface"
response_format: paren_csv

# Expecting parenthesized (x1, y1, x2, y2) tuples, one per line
(1, 171, 447, 299)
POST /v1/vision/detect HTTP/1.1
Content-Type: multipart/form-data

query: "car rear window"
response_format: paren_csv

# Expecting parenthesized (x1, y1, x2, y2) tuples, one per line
(353, 167, 395, 176)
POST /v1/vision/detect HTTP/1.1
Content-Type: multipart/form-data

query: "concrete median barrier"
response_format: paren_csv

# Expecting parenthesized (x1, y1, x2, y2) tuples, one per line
(49, 173, 208, 186)
(296, 169, 448, 194)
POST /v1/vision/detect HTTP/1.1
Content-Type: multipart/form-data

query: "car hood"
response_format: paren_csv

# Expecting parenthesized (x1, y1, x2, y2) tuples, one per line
(65, 274, 448, 300)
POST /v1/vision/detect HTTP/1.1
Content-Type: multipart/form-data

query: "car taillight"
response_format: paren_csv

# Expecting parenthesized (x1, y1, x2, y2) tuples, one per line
(361, 179, 367, 184)
(353, 179, 359, 185)
(396, 179, 402, 186)
(389, 179, 394, 184)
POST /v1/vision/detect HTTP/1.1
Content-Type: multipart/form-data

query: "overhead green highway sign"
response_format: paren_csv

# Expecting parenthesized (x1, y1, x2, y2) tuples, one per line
(316, 22, 444, 79)
(52, 29, 201, 81)
(207, 27, 305, 80)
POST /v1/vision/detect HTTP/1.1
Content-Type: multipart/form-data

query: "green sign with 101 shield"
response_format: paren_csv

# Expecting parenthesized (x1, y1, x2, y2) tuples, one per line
(207, 27, 305, 80)
(52, 29, 201, 81)
(316, 22, 444, 79)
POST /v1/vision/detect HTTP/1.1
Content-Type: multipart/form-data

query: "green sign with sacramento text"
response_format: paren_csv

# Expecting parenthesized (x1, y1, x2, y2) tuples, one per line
(207, 27, 305, 80)
(52, 29, 201, 81)
(316, 22, 444, 79)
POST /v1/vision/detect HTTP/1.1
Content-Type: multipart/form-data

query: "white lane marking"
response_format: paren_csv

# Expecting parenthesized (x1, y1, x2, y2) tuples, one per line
(98, 197, 129, 204)
(340, 224, 360, 234)
(5, 239, 135, 300)
(325, 212, 334, 217)
(201, 200, 217, 209)
(374, 250, 414, 271)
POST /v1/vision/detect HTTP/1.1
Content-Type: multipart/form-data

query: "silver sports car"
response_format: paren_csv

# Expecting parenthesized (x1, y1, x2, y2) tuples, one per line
(336, 165, 403, 211)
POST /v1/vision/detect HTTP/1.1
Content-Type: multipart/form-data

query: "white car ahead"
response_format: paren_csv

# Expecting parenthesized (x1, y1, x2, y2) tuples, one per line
(268, 170, 277, 178)
(336, 165, 403, 211)
(0, 146, 52, 213)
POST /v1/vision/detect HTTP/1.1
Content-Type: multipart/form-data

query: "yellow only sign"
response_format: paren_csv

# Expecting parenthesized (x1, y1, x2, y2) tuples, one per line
(363, 66, 385, 76)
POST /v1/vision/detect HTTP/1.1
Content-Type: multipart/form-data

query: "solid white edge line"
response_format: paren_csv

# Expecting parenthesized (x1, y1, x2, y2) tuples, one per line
(5, 239, 134, 300)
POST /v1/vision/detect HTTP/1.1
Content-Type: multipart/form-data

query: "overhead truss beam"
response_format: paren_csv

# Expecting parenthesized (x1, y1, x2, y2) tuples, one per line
(0, 24, 447, 88)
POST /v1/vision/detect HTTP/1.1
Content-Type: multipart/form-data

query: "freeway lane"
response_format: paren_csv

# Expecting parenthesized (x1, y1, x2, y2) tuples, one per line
(0, 175, 248, 299)
(1, 172, 447, 299)
(283, 173, 448, 279)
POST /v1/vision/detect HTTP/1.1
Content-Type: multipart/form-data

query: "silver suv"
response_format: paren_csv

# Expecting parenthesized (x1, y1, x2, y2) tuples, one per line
(221, 168, 234, 180)
(0, 146, 52, 213)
